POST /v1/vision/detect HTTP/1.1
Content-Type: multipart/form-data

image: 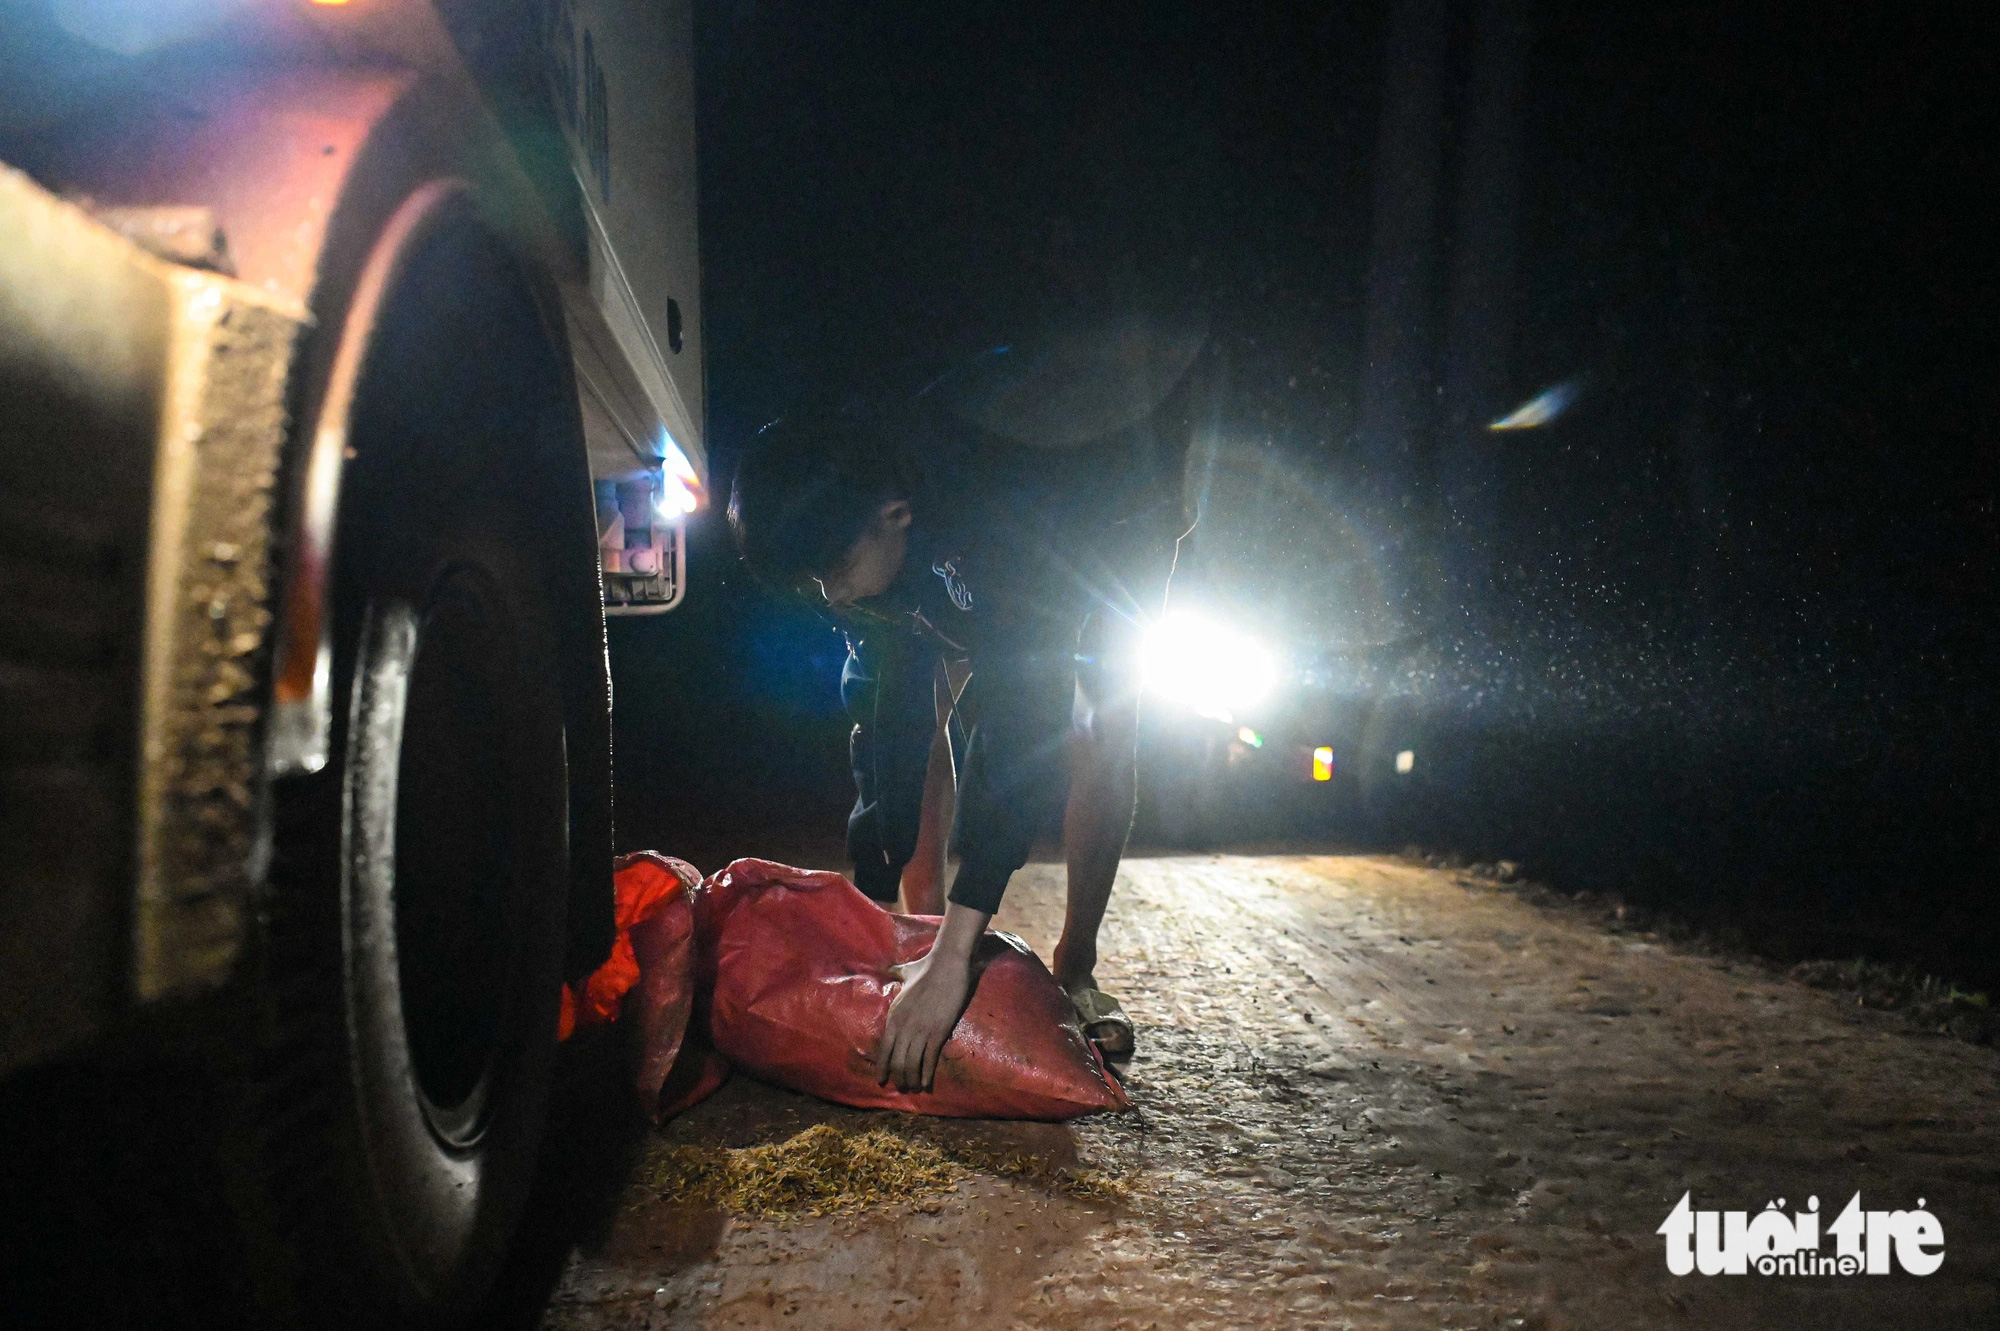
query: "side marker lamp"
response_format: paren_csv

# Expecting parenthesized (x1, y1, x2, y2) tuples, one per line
(654, 430, 705, 521)
(1312, 747, 1334, 782)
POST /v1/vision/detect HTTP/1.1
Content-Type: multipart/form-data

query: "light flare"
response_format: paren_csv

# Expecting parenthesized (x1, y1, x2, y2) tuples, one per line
(1489, 378, 1581, 431)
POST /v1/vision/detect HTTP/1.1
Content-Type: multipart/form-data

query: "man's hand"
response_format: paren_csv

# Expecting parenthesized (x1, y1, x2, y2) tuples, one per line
(874, 902, 989, 1092)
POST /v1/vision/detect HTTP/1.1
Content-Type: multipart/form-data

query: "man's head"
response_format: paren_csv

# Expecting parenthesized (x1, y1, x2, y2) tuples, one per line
(728, 407, 918, 605)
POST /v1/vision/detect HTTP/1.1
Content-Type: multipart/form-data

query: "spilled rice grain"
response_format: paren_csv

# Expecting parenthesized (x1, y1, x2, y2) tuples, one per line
(639, 1121, 1128, 1219)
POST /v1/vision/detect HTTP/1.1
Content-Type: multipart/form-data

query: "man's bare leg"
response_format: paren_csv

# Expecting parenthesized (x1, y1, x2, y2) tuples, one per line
(899, 662, 958, 915)
(899, 722, 953, 915)
(1053, 685, 1138, 992)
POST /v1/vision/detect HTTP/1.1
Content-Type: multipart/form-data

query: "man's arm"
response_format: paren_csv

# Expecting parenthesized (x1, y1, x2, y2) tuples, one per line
(875, 899, 990, 1091)
(879, 625, 1069, 1091)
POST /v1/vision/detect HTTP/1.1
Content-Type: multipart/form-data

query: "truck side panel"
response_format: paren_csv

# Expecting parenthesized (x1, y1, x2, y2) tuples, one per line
(542, 0, 705, 484)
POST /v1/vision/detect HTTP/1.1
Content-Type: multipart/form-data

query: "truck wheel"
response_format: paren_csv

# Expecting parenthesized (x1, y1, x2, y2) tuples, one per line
(235, 210, 581, 1328)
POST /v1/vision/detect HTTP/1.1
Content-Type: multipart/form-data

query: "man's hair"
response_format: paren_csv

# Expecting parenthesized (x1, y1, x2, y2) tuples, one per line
(727, 403, 920, 591)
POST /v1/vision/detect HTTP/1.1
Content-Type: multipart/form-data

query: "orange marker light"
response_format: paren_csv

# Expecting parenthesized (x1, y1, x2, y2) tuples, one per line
(310, 0, 352, 7)
(1312, 746, 1333, 782)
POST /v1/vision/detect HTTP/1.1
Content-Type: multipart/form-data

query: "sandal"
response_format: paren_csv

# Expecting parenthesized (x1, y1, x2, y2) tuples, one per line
(1069, 986, 1136, 1061)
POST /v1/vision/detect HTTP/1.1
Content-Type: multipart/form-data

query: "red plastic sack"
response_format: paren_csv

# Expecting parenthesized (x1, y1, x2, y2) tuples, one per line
(692, 858, 1128, 1119)
(561, 853, 723, 1121)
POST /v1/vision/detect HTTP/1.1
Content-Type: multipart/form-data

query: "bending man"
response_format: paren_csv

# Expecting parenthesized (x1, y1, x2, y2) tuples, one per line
(727, 398, 1190, 1091)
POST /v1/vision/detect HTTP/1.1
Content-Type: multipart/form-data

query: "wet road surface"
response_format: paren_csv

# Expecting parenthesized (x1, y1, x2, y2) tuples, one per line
(539, 851, 2000, 1330)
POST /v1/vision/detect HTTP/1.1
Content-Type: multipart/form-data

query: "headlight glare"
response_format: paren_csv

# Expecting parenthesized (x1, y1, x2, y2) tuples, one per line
(1140, 610, 1279, 721)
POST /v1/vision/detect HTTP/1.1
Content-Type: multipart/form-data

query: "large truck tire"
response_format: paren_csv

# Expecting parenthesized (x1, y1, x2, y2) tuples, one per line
(225, 206, 584, 1329)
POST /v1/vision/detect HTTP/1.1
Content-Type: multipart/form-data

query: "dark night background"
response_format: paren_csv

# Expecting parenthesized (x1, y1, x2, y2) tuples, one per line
(611, 2, 1997, 989)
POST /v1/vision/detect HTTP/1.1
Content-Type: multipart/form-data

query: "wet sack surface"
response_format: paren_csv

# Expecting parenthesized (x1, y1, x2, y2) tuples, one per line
(541, 851, 2000, 1330)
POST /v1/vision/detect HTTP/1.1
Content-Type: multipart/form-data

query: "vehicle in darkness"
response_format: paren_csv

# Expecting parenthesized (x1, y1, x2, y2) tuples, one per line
(1135, 609, 1430, 851)
(0, 0, 700, 1323)
(1132, 431, 1431, 851)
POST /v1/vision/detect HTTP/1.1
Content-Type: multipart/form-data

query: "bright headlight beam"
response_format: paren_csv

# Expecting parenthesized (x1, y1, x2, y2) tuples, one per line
(1139, 611, 1279, 720)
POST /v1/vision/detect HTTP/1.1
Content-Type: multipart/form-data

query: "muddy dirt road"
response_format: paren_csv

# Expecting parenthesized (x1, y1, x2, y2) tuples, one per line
(540, 852, 2000, 1330)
